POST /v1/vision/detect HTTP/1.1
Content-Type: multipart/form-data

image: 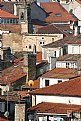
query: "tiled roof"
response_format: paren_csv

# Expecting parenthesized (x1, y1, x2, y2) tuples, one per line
(22, 78, 40, 89)
(0, 117, 10, 121)
(8, 91, 29, 98)
(0, 24, 21, 33)
(42, 37, 70, 48)
(57, 54, 81, 61)
(29, 76, 81, 97)
(0, 95, 19, 102)
(28, 102, 81, 114)
(36, 24, 63, 34)
(40, 2, 76, 23)
(0, 62, 26, 84)
(42, 68, 78, 79)
(0, 9, 18, 18)
(0, 2, 15, 14)
(66, 40, 81, 44)
(43, 34, 81, 48)
(55, 24, 73, 37)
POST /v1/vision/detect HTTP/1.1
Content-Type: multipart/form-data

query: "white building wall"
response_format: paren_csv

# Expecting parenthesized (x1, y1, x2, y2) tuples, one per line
(68, 45, 81, 54)
(0, 85, 9, 95)
(73, 6, 81, 21)
(36, 95, 81, 105)
(56, 61, 77, 68)
(40, 77, 69, 88)
(56, 62, 66, 68)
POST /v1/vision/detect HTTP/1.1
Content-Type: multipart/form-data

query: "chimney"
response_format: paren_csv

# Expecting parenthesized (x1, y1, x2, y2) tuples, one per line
(49, 56, 57, 70)
(23, 53, 36, 83)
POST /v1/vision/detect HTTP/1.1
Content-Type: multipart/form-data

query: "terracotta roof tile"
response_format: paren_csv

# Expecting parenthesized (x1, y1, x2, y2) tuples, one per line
(1, 62, 26, 84)
(0, 117, 10, 121)
(42, 68, 78, 79)
(0, 95, 19, 102)
(0, 24, 21, 33)
(0, 2, 15, 14)
(36, 24, 63, 34)
(57, 54, 81, 61)
(29, 76, 81, 97)
(8, 91, 29, 98)
(22, 78, 40, 89)
(42, 37, 70, 48)
(28, 102, 81, 114)
(40, 2, 76, 23)
(0, 9, 18, 18)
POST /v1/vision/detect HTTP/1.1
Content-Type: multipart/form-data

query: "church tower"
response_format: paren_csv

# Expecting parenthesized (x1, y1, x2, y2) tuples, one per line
(18, 0, 33, 33)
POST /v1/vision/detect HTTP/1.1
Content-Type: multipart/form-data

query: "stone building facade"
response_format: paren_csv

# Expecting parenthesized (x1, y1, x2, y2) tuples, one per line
(2, 33, 63, 52)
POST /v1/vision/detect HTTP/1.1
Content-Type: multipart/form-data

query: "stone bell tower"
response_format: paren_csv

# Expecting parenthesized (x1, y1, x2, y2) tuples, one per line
(18, 0, 33, 33)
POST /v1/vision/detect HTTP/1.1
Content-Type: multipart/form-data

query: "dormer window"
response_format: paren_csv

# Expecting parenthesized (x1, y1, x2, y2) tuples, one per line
(55, 13, 61, 17)
(21, 12, 24, 20)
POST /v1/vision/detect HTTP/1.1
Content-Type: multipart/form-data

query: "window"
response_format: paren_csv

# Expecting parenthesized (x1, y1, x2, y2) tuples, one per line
(29, 45, 31, 49)
(66, 62, 69, 68)
(26, 46, 27, 48)
(71, 63, 74, 68)
(40, 41, 44, 46)
(7, 19, 10, 24)
(52, 38, 54, 41)
(42, 37, 44, 39)
(21, 12, 24, 20)
(40, 42, 42, 44)
(45, 80, 49, 86)
(55, 13, 61, 17)
(54, 51, 56, 57)
(58, 80, 62, 83)
(13, 19, 15, 24)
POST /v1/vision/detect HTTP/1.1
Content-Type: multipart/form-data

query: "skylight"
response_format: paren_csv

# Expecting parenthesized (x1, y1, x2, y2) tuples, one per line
(55, 13, 61, 17)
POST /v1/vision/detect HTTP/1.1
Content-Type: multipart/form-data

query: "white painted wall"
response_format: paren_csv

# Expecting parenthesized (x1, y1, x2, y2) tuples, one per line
(36, 95, 81, 105)
(56, 61, 77, 68)
(68, 45, 81, 54)
(0, 85, 9, 95)
(0, 30, 9, 35)
(73, 6, 81, 21)
(40, 77, 68, 88)
(42, 47, 61, 61)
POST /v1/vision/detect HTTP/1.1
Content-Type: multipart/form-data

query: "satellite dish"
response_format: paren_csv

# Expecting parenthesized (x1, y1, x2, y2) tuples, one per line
(4, 111, 9, 118)
(28, 80, 34, 87)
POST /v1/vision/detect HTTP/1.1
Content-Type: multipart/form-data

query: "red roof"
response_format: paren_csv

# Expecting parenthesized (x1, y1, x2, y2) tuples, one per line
(40, 2, 76, 23)
(0, 24, 21, 33)
(29, 76, 81, 97)
(1, 62, 26, 84)
(42, 68, 78, 79)
(0, 117, 10, 121)
(28, 102, 81, 114)
(0, 9, 18, 18)
(22, 78, 40, 89)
